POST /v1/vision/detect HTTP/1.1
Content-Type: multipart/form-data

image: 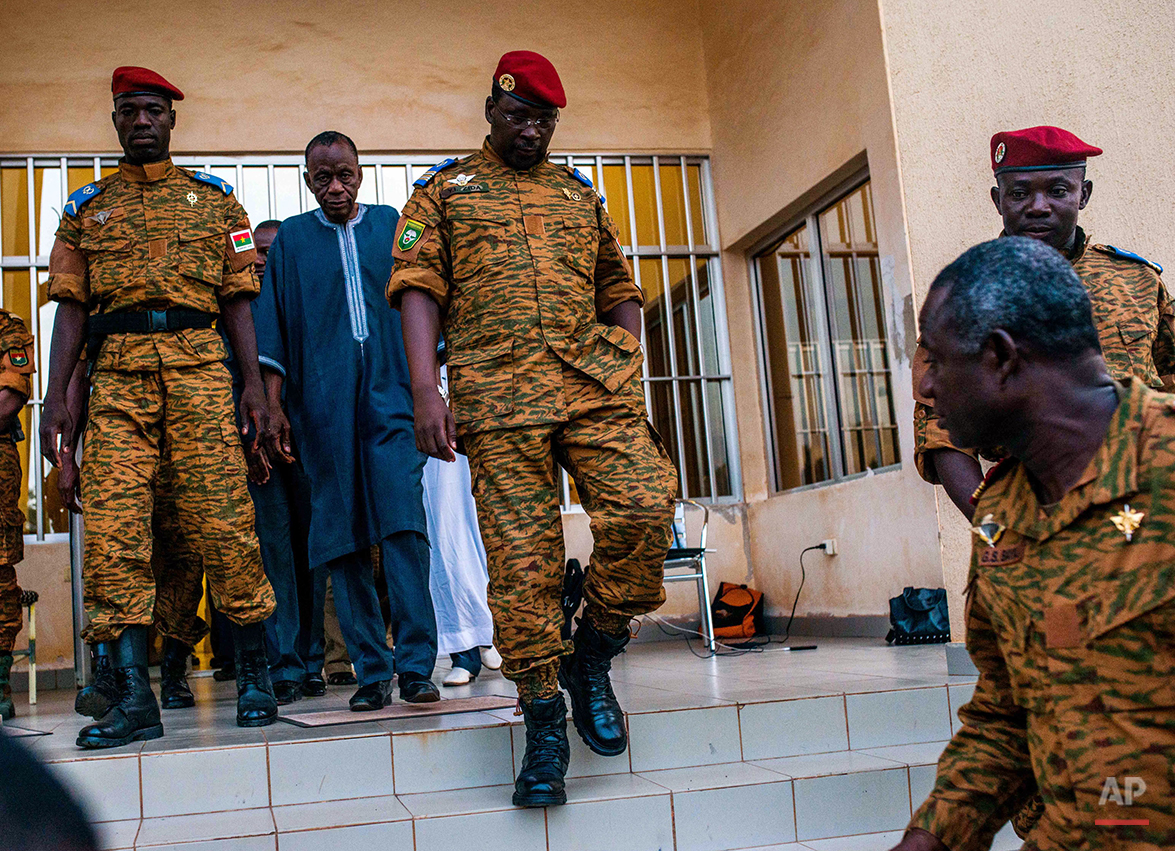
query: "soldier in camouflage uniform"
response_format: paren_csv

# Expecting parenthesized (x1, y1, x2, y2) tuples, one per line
(913, 126, 1175, 518)
(40, 67, 277, 748)
(0, 312, 35, 720)
(388, 51, 678, 807)
(893, 237, 1175, 851)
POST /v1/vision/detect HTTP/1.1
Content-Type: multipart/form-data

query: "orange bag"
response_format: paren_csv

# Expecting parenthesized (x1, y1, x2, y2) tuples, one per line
(709, 582, 764, 640)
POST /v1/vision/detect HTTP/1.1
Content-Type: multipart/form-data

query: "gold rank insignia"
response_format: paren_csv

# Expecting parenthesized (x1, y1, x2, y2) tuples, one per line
(186, 191, 198, 206)
(562, 187, 581, 202)
(1110, 504, 1144, 542)
(498, 73, 516, 92)
(971, 513, 1006, 547)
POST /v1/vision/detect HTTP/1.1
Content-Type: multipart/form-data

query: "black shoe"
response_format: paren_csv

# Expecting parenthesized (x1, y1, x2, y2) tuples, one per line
(75, 644, 120, 719)
(349, 679, 392, 711)
(160, 638, 196, 710)
(76, 627, 164, 749)
(273, 679, 304, 706)
(212, 662, 236, 682)
(398, 671, 440, 703)
(302, 672, 327, 697)
(328, 670, 357, 686)
(233, 624, 277, 728)
(558, 618, 630, 757)
(512, 693, 570, 807)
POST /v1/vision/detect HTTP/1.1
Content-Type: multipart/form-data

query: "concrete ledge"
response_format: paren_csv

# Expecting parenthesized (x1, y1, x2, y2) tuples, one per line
(944, 642, 979, 676)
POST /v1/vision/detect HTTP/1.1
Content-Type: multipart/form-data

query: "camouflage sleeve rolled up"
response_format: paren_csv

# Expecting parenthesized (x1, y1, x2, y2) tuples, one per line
(1151, 277, 1175, 390)
(387, 188, 451, 312)
(911, 341, 979, 484)
(0, 312, 34, 402)
(594, 204, 642, 315)
(909, 575, 1035, 851)
(217, 197, 260, 301)
(47, 212, 89, 305)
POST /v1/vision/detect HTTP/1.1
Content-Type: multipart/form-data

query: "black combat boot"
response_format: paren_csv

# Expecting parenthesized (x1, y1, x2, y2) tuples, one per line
(512, 693, 571, 808)
(233, 623, 277, 727)
(558, 618, 630, 756)
(76, 626, 163, 748)
(160, 638, 196, 710)
(0, 653, 14, 720)
(75, 643, 120, 719)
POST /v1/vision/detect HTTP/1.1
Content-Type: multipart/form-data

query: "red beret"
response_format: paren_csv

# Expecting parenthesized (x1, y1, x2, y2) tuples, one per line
(991, 126, 1101, 175)
(112, 66, 184, 102)
(493, 51, 565, 109)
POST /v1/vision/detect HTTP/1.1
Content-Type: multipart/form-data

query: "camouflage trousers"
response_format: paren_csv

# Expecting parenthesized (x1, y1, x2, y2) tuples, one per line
(0, 439, 25, 652)
(149, 446, 210, 647)
(463, 368, 678, 702)
(80, 364, 274, 643)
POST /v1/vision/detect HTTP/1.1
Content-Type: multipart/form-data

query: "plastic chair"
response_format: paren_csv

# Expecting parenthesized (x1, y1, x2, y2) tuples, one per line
(663, 499, 715, 652)
(12, 590, 36, 705)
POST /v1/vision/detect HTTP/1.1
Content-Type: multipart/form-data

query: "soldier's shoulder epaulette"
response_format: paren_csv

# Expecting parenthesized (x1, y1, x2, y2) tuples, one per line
(63, 181, 103, 217)
(563, 165, 606, 204)
(969, 456, 1016, 507)
(1092, 243, 1163, 275)
(181, 168, 235, 196)
(413, 157, 462, 188)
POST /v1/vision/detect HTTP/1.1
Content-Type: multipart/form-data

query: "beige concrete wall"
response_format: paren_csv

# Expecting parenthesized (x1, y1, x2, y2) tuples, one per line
(698, 0, 944, 622)
(1, 0, 712, 155)
(880, 0, 1175, 634)
(14, 539, 74, 677)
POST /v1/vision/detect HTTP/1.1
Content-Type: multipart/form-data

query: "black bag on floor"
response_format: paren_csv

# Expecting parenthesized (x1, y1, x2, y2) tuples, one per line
(886, 586, 950, 645)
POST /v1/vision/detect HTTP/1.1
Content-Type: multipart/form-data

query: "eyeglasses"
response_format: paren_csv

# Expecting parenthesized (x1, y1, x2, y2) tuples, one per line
(495, 107, 559, 131)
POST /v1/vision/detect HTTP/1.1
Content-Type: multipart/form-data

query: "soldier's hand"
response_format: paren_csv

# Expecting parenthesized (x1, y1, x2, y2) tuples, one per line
(39, 396, 74, 468)
(57, 446, 83, 514)
(888, 829, 950, 851)
(413, 387, 457, 462)
(239, 382, 270, 449)
(246, 439, 271, 485)
(266, 403, 296, 464)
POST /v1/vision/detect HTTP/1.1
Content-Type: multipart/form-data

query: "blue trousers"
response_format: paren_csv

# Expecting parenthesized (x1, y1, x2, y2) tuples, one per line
(250, 458, 323, 683)
(327, 531, 437, 687)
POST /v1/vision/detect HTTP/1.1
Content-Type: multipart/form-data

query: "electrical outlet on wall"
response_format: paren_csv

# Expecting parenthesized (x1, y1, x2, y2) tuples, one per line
(821, 538, 838, 556)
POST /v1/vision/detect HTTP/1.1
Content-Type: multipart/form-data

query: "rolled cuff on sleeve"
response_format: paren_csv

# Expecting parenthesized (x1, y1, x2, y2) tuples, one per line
(258, 355, 286, 377)
(387, 265, 450, 313)
(0, 370, 31, 402)
(218, 268, 261, 302)
(913, 402, 979, 484)
(47, 238, 90, 304)
(596, 280, 643, 316)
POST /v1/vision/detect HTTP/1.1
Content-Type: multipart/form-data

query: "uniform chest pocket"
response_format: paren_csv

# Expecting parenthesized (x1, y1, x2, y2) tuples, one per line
(178, 222, 225, 286)
(77, 222, 132, 254)
(1116, 319, 1159, 385)
(448, 215, 509, 282)
(558, 216, 599, 278)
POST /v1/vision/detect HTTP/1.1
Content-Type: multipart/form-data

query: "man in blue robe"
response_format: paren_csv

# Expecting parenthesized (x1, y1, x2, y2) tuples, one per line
(252, 131, 439, 708)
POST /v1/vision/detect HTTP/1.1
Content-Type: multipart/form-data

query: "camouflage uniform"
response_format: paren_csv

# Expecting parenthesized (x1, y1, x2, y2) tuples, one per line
(0, 312, 34, 652)
(387, 140, 678, 700)
(47, 159, 274, 643)
(910, 377, 1175, 850)
(150, 443, 209, 647)
(912, 230, 1175, 482)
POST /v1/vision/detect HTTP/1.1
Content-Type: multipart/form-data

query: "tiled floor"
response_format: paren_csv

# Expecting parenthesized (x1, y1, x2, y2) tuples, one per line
(0, 638, 1026, 850)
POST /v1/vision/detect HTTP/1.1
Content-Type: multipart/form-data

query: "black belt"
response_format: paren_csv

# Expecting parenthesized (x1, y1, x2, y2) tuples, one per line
(87, 309, 215, 335)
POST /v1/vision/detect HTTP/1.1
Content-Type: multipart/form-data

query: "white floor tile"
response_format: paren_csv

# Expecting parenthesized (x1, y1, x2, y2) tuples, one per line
(800, 830, 906, 850)
(398, 783, 519, 818)
(991, 820, 1024, 850)
(48, 753, 141, 823)
(134, 807, 275, 846)
(141, 744, 269, 817)
(271, 794, 411, 831)
(947, 683, 976, 735)
(845, 688, 952, 749)
(908, 764, 937, 809)
(638, 761, 787, 792)
(278, 821, 415, 851)
(392, 724, 514, 794)
(628, 705, 742, 771)
(565, 772, 673, 803)
(738, 696, 849, 760)
(93, 818, 139, 850)
(268, 733, 393, 805)
(546, 791, 674, 851)
(674, 779, 796, 851)
(138, 838, 274, 851)
(857, 741, 949, 767)
(413, 807, 548, 851)
(753, 750, 904, 779)
(793, 768, 911, 841)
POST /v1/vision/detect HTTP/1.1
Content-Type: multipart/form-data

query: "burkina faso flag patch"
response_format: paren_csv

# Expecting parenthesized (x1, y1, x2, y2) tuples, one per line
(230, 229, 255, 253)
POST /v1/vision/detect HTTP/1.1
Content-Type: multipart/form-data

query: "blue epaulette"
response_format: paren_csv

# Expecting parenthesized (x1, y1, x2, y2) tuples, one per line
(1094, 243, 1163, 275)
(567, 166, 605, 204)
(414, 158, 459, 188)
(63, 182, 103, 217)
(190, 171, 234, 195)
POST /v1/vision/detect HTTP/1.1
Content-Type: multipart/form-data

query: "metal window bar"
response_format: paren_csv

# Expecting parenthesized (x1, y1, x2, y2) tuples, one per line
(1, 153, 740, 512)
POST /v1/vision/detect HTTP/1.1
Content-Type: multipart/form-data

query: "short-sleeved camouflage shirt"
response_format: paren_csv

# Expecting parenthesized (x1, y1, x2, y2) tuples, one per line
(0, 310, 34, 406)
(386, 139, 644, 435)
(912, 229, 1175, 482)
(46, 159, 259, 371)
(911, 378, 1175, 849)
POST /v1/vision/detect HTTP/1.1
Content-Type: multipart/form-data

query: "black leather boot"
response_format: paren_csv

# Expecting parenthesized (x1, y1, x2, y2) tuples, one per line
(160, 638, 196, 709)
(512, 693, 570, 808)
(558, 618, 630, 756)
(75, 643, 119, 719)
(0, 653, 13, 720)
(233, 623, 277, 727)
(76, 627, 163, 749)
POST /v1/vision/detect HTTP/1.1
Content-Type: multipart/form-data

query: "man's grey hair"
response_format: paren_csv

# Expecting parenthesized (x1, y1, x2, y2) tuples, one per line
(928, 237, 1100, 359)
